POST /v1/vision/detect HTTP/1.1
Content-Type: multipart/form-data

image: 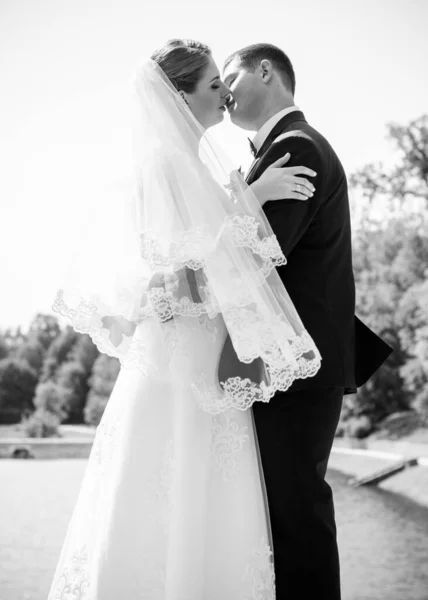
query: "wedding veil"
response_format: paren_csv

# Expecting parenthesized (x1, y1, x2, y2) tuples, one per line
(53, 59, 321, 413)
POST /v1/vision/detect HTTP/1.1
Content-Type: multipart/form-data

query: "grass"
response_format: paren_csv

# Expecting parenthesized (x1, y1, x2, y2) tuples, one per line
(0, 424, 95, 440)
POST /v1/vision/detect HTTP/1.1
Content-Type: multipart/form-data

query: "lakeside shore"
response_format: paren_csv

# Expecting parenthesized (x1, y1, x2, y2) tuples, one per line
(329, 437, 428, 509)
(2, 424, 428, 509)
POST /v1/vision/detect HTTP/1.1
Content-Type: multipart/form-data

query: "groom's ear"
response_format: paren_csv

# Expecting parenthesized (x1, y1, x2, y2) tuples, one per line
(260, 59, 274, 84)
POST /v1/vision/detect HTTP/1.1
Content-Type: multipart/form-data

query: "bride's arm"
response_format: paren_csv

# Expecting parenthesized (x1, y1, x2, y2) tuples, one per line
(249, 153, 317, 207)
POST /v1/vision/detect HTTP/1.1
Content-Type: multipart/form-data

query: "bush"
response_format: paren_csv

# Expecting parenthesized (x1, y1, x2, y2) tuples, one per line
(56, 361, 88, 424)
(0, 358, 38, 424)
(345, 415, 373, 439)
(84, 394, 108, 426)
(21, 409, 61, 438)
(85, 355, 120, 425)
(375, 410, 422, 439)
(15, 339, 45, 376)
(33, 381, 68, 421)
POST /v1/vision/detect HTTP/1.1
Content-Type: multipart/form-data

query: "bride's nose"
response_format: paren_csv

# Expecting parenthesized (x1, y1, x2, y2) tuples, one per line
(220, 81, 231, 96)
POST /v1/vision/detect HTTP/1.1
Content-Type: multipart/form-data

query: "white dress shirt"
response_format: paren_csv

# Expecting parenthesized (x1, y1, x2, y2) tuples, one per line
(252, 106, 301, 153)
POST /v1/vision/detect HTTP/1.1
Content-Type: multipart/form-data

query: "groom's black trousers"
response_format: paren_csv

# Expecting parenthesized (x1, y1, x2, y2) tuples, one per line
(253, 386, 343, 600)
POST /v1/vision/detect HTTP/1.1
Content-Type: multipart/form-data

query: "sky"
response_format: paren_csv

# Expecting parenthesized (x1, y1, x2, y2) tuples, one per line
(1, 0, 427, 329)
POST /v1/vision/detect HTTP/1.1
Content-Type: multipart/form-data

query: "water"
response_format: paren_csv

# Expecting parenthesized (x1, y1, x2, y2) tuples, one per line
(330, 469, 428, 600)
(0, 461, 427, 599)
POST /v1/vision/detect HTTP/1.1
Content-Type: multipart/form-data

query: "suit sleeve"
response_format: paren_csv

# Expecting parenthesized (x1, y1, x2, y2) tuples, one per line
(255, 135, 324, 257)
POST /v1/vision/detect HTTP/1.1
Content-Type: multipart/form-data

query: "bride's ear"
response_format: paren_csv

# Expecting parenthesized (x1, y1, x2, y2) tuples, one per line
(178, 90, 190, 107)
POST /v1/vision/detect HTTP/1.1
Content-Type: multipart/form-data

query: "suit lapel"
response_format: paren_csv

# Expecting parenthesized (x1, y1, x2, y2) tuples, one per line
(246, 157, 261, 182)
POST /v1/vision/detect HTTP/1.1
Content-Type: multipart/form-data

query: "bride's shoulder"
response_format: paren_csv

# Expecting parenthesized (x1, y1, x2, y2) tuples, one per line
(145, 145, 194, 169)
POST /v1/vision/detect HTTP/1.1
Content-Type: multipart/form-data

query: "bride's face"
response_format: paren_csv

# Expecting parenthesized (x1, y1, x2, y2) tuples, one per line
(181, 56, 231, 130)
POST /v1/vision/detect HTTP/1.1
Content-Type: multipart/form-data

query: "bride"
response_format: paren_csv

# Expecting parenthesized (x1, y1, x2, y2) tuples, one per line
(47, 39, 320, 599)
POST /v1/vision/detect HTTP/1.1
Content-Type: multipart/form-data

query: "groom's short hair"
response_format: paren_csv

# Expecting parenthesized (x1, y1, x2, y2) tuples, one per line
(224, 44, 296, 95)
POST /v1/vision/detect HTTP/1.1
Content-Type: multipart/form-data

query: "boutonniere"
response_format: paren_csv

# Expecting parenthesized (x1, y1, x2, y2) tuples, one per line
(224, 167, 243, 203)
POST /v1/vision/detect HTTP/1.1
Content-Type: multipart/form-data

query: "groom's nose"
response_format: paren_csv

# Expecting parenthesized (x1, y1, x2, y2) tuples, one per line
(220, 81, 232, 96)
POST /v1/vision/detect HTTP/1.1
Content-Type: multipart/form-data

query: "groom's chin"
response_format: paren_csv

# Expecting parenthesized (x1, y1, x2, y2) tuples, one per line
(228, 111, 241, 127)
(229, 113, 250, 130)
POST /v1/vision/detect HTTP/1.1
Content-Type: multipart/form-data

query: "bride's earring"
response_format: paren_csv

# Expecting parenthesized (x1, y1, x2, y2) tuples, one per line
(179, 90, 190, 107)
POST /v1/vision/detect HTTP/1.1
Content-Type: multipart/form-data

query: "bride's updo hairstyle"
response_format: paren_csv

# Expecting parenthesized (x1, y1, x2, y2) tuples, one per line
(151, 39, 212, 93)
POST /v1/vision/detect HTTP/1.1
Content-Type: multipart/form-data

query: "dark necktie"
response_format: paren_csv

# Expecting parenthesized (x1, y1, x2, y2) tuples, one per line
(248, 137, 257, 158)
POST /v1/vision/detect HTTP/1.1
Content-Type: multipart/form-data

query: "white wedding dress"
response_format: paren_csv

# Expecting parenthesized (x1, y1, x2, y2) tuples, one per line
(47, 313, 276, 599)
(48, 59, 322, 599)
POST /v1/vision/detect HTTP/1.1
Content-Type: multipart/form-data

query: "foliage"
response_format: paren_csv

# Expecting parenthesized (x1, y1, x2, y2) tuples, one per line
(52, 334, 99, 423)
(21, 408, 60, 438)
(56, 361, 89, 424)
(15, 339, 45, 376)
(32, 380, 68, 421)
(85, 354, 120, 425)
(39, 326, 79, 383)
(0, 335, 8, 361)
(346, 114, 428, 435)
(27, 313, 61, 351)
(0, 358, 38, 424)
(345, 415, 373, 439)
(1, 326, 27, 355)
(350, 114, 428, 212)
(68, 334, 99, 374)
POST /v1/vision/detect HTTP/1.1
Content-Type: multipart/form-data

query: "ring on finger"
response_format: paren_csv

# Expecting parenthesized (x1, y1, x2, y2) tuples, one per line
(295, 184, 301, 193)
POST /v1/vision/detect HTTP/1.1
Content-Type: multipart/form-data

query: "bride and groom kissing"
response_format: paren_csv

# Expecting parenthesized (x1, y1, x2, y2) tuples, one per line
(48, 40, 392, 599)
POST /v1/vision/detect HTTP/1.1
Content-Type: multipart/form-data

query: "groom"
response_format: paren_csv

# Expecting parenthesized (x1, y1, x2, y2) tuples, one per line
(222, 44, 392, 599)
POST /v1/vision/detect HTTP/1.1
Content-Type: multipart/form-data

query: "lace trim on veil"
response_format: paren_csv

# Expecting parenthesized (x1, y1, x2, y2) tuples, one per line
(192, 330, 320, 415)
(53, 214, 321, 413)
(140, 214, 287, 272)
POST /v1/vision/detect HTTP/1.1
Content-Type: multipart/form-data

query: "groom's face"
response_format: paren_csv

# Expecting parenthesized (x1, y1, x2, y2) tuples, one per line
(223, 58, 266, 131)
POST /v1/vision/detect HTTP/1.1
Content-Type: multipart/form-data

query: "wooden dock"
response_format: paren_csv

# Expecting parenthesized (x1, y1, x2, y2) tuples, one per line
(349, 457, 419, 487)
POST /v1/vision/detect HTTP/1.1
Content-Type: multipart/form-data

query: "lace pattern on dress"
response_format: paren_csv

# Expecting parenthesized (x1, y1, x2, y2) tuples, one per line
(51, 546, 90, 600)
(242, 538, 276, 600)
(211, 410, 249, 482)
(141, 439, 177, 534)
(91, 404, 123, 472)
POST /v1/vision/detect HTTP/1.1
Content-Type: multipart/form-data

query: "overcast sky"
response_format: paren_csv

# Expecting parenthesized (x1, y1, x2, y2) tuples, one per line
(1, 0, 427, 328)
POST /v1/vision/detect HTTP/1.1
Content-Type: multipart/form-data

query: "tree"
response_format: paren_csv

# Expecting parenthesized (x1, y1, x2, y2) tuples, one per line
(51, 334, 99, 423)
(27, 313, 61, 351)
(350, 114, 428, 215)
(15, 339, 45, 376)
(39, 326, 79, 383)
(0, 334, 8, 361)
(2, 326, 27, 355)
(0, 358, 38, 424)
(56, 361, 88, 424)
(347, 114, 428, 431)
(68, 334, 99, 377)
(32, 380, 68, 421)
(85, 354, 120, 425)
(398, 278, 428, 420)
(21, 409, 61, 438)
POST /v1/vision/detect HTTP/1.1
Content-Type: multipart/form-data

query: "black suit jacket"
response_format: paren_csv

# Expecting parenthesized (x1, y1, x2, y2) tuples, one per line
(246, 111, 392, 392)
